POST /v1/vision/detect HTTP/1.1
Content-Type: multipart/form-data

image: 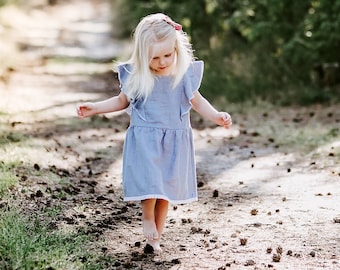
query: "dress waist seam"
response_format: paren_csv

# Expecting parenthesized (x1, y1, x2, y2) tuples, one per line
(129, 124, 191, 131)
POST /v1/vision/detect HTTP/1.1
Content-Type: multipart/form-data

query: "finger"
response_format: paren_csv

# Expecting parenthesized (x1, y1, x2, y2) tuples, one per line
(76, 107, 85, 118)
(223, 116, 231, 124)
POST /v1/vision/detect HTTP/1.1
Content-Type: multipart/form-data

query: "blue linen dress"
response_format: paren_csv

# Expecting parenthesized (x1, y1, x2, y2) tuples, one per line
(118, 61, 204, 204)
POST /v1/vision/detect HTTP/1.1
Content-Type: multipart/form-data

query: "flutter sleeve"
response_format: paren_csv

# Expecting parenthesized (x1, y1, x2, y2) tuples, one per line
(181, 60, 204, 118)
(117, 64, 132, 95)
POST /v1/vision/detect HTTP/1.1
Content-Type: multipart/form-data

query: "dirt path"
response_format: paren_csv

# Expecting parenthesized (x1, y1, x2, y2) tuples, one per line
(1, 1, 339, 269)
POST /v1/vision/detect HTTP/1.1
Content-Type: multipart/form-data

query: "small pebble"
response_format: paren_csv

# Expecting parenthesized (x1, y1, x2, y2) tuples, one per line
(244, 259, 255, 266)
(171, 258, 181, 264)
(276, 246, 283, 254)
(240, 238, 247, 246)
(34, 163, 40, 171)
(333, 217, 340, 223)
(272, 253, 281, 262)
(143, 244, 154, 254)
(250, 209, 258, 215)
(310, 251, 316, 257)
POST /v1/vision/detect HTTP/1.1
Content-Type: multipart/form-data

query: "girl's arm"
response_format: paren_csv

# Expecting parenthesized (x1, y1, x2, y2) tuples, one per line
(191, 91, 232, 128)
(77, 91, 129, 119)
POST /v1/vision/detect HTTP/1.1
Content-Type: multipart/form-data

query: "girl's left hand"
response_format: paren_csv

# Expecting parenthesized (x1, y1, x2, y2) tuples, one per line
(216, 112, 232, 128)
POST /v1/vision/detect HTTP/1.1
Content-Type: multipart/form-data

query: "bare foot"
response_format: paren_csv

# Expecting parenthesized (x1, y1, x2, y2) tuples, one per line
(143, 219, 158, 240)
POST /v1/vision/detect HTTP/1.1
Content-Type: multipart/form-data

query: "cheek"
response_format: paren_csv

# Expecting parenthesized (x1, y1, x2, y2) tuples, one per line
(149, 60, 157, 67)
(167, 55, 175, 64)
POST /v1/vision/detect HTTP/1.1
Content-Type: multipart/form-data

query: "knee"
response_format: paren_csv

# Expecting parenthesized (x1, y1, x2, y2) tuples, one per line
(156, 199, 169, 206)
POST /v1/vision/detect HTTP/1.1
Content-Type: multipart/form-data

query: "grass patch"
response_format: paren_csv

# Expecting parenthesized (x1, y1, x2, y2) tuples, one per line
(0, 209, 116, 270)
(0, 161, 18, 197)
(0, 130, 26, 145)
(226, 101, 340, 155)
(0, 121, 27, 146)
(0, 0, 21, 7)
(277, 125, 339, 153)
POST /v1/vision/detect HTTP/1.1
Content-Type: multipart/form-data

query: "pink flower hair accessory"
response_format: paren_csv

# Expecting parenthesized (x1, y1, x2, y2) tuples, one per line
(163, 16, 182, 31)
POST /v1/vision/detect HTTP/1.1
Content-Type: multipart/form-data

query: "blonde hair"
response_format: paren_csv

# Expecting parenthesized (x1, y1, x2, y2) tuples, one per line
(123, 13, 194, 100)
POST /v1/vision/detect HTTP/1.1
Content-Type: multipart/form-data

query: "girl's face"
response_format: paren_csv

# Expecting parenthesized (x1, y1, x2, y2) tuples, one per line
(149, 39, 176, 76)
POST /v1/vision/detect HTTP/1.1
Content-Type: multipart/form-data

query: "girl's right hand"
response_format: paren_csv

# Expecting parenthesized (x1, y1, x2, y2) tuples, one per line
(76, 102, 96, 119)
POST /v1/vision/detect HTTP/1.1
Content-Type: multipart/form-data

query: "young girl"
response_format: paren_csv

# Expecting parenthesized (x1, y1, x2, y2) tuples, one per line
(77, 13, 232, 253)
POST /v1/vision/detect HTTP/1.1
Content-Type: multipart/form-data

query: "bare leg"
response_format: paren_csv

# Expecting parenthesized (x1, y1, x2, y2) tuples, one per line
(155, 199, 169, 238)
(141, 199, 158, 241)
(147, 199, 169, 252)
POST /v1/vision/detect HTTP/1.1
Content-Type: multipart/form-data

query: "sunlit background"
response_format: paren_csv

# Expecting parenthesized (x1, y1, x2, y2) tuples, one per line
(1, 0, 340, 105)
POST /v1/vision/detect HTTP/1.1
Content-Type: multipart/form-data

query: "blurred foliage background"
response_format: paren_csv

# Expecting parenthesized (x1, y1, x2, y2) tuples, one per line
(112, 0, 340, 105)
(1, 0, 339, 105)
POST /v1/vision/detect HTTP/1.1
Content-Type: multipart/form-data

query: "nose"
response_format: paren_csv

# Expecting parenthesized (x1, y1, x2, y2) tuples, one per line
(159, 57, 165, 66)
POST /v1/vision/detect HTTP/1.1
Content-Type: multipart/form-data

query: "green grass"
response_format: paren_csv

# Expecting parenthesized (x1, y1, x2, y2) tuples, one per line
(0, 209, 116, 270)
(0, 131, 26, 145)
(0, 161, 18, 197)
(0, 121, 28, 146)
(225, 101, 340, 156)
(0, 0, 20, 7)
